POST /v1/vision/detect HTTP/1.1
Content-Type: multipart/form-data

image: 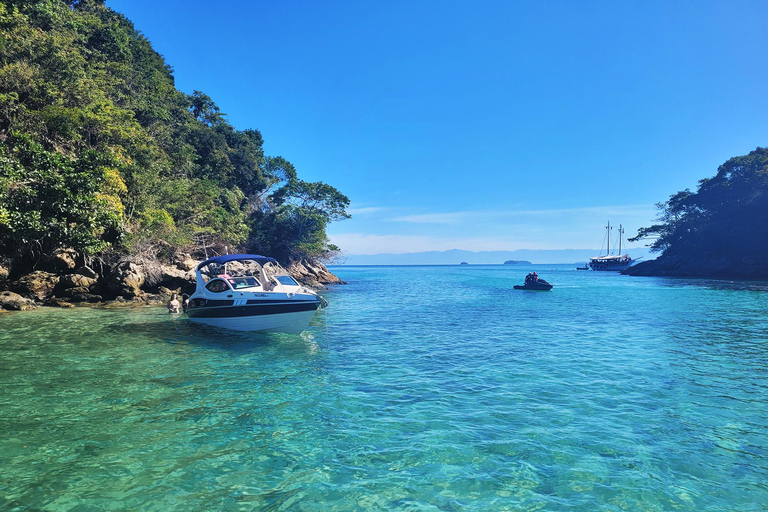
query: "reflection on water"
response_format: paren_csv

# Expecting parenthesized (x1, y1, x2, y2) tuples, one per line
(1, 266, 767, 511)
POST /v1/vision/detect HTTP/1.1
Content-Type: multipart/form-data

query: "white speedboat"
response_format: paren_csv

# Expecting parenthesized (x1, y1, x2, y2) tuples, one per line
(186, 254, 326, 333)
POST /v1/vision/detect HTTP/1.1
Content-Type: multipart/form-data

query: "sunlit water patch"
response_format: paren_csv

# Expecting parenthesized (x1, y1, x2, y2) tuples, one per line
(1, 265, 767, 510)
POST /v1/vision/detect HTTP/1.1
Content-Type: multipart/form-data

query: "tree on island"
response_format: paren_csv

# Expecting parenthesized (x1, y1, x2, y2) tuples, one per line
(628, 147, 768, 277)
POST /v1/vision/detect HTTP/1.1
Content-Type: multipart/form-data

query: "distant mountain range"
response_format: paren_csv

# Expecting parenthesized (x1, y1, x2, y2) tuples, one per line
(336, 248, 653, 265)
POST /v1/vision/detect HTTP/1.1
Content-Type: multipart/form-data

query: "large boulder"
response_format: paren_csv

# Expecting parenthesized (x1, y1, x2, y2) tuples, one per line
(37, 248, 78, 273)
(74, 266, 99, 279)
(10, 271, 60, 301)
(0, 290, 38, 311)
(175, 253, 198, 272)
(287, 259, 346, 289)
(58, 273, 98, 290)
(155, 265, 196, 294)
(106, 261, 145, 298)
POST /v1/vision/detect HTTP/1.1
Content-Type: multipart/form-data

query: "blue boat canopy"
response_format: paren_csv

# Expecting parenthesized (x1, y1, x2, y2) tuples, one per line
(197, 254, 278, 270)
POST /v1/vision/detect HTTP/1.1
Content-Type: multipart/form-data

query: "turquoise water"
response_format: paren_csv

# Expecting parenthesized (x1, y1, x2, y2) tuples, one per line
(1, 265, 767, 511)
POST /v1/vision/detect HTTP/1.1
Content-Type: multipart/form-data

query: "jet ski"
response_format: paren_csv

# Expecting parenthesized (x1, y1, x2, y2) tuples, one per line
(514, 273, 553, 291)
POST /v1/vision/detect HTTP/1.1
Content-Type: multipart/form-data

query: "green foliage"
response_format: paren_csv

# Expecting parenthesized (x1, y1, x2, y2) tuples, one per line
(0, 132, 122, 257)
(272, 179, 351, 222)
(631, 147, 768, 259)
(248, 180, 349, 261)
(0, 0, 348, 264)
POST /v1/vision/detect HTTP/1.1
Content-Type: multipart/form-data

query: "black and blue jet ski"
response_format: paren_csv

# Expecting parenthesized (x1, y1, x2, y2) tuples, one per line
(514, 275, 553, 291)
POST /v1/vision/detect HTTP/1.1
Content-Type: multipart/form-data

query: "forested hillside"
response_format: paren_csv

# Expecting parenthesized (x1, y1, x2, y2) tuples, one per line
(0, 0, 348, 273)
(627, 147, 768, 278)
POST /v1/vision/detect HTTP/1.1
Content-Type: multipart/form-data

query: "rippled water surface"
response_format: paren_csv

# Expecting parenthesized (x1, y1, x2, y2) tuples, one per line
(1, 265, 767, 511)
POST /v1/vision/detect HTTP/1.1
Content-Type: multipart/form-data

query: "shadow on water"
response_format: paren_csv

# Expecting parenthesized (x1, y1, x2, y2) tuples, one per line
(101, 307, 319, 353)
(175, 321, 315, 352)
(652, 276, 768, 292)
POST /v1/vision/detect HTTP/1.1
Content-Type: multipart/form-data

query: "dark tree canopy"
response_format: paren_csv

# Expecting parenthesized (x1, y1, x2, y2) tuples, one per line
(630, 147, 768, 262)
(0, 0, 348, 265)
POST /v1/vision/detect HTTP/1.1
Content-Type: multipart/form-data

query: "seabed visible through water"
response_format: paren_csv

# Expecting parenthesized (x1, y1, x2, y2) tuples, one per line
(1, 265, 767, 511)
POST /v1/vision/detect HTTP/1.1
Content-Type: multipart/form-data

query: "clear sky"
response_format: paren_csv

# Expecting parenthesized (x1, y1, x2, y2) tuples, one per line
(108, 0, 768, 256)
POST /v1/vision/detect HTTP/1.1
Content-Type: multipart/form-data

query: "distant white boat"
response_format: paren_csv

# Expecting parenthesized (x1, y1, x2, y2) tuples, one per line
(588, 222, 638, 271)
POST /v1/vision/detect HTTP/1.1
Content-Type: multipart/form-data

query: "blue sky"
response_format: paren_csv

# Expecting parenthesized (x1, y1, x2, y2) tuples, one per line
(109, 0, 768, 256)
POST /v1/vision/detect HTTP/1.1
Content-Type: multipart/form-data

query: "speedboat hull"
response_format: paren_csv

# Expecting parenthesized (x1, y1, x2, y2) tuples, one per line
(588, 261, 634, 271)
(187, 299, 321, 333)
(187, 254, 327, 334)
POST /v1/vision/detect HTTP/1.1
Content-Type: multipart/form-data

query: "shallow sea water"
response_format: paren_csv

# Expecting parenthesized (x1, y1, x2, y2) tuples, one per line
(1, 265, 767, 511)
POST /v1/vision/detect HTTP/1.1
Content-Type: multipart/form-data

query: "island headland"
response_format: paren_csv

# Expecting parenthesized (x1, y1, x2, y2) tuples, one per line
(624, 147, 768, 280)
(0, 1, 346, 311)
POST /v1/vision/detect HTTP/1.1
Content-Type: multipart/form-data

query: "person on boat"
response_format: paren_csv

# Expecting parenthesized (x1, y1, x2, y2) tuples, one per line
(168, 293, 180, 314)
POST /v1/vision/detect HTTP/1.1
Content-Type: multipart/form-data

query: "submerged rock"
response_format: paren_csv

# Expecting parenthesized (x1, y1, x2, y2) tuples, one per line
(69, 293, 104, 303)
(47, 299, 75, 308)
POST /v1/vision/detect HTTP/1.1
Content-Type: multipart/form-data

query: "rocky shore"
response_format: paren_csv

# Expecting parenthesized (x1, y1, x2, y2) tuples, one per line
(0, 251, 344, 312)
(622, 254, 768, 280)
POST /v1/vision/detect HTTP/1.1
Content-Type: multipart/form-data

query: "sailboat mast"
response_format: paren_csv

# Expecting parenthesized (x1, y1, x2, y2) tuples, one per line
(606, 221, 611, 255)
(618, 224, 623, 254)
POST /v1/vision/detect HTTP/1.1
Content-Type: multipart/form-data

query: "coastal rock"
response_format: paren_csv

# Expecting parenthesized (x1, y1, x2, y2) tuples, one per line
(158, 286, 182, 297)
(59, 286, 91, 297)
(175, 253, 198, 272)
(10, 271, 60, 301)
(287, 259, 345, 289)
(58, 274, 98, 290)
(103, 295, 165, 308)
(0, 263, 8, 288)
(106, 261, 145, 298)
(69, 292, 104, 303)
(156, 265, 196, 294)
(227, 260, 261, 276)
(623, 254, 768, 279)
(47, 299, 75, 308)
(74, 266, 99, 279)
(0, 290, 38, 311)
(49, 249, 78, 272)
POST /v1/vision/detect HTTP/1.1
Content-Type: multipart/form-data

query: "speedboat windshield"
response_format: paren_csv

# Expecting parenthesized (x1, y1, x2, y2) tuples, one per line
(195, 254, 295, 290)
